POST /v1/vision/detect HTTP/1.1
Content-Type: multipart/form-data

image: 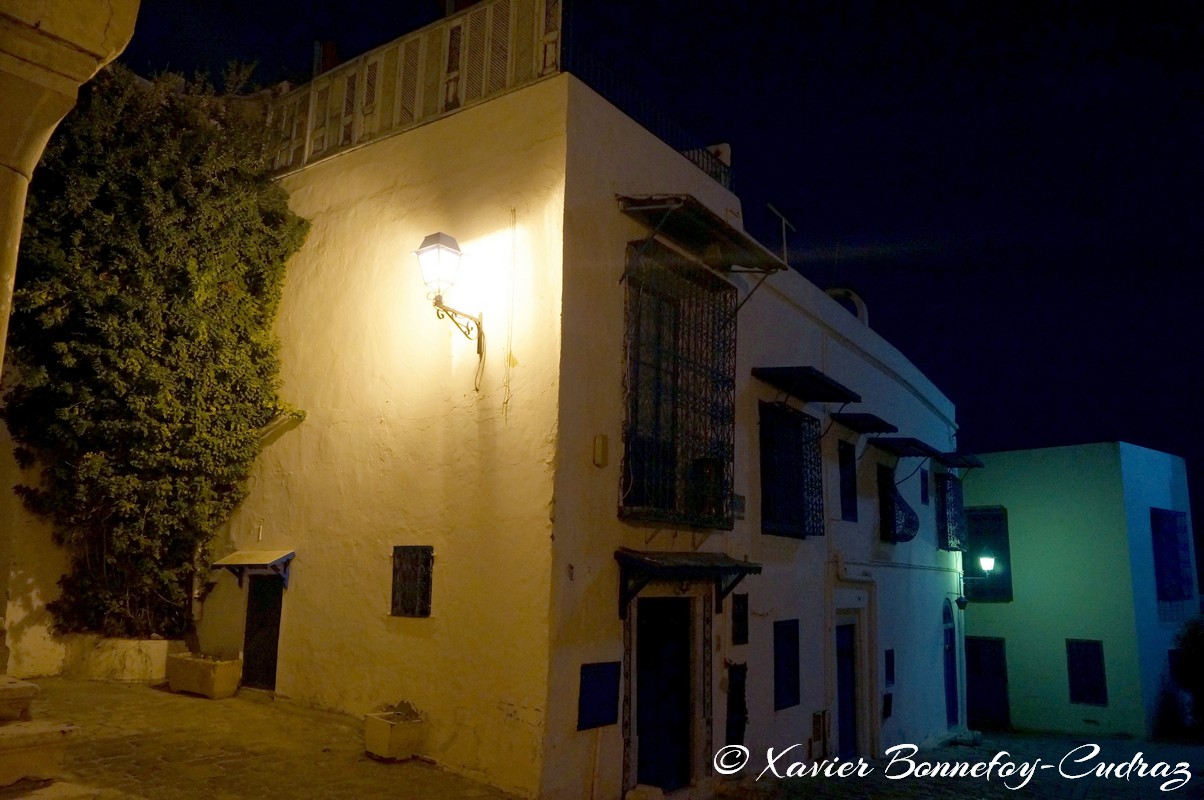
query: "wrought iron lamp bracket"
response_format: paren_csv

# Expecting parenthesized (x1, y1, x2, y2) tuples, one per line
(432, 294, 484, 355)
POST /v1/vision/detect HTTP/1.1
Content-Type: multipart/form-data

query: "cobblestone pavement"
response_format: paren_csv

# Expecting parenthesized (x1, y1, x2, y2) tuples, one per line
(11, 678, 520, 800)
(9, 678, 1204, 799)
(718, 732, 1204, 800)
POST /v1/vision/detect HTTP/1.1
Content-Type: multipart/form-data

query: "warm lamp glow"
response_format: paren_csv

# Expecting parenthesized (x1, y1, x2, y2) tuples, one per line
(979, 555, 995, 573)
(414, 232, 462, 295)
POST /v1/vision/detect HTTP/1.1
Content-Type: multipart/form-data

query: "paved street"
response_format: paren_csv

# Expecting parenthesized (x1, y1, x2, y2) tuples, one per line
(6, 677, 1204, 799)
(10, 678, 520, 800)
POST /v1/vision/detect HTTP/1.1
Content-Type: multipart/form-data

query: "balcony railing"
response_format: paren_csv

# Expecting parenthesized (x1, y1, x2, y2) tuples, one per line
(268, 0, 731, 190)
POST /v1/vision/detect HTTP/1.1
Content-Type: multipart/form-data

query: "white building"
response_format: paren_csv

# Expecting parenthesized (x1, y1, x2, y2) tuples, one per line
(2, 2, 976, 796)
(962, 442, 1198, 738)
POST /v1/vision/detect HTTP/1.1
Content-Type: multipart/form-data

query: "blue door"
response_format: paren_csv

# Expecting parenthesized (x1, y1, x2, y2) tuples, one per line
(836, 623, 857, 757)
(944, 600, 958, 727)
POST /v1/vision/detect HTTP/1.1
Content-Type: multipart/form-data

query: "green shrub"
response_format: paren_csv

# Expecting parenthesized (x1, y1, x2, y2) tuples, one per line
(1, 65, 308, 637)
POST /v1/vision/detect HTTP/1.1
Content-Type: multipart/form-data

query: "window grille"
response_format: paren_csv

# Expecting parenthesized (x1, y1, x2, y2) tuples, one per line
(340, 73, 357, 146)
(936, 472, 967, 551)
(1151, 507, 1195, 622)
(620, 240, 736, 530)
(488, 1, 511, 94)
(1066, 639, 1108, 706)
(311, 85, 330, 154)
(443, 23, 463, 110)
(540, 0, 560, 73)
(463, 7, 488, 102)
(391, 546, 433, 617)
(759, 401, 823, 538)
(878, 464, 919, 543)
(399, 38, 421, 125)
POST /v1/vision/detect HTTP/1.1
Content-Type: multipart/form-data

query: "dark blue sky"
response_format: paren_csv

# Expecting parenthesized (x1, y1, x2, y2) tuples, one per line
(123, 0, 1204, 546)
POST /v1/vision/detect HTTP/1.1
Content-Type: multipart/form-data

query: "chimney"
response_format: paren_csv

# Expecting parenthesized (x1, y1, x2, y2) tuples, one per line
(312, 41, 341, 78)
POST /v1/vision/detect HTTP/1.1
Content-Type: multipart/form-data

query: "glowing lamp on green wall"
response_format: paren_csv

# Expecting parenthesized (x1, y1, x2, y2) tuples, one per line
(956, 551, 997, 610)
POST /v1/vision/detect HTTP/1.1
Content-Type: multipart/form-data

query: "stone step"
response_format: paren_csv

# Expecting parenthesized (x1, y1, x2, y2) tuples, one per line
(0, 721, 80, 787)
(0, 676, 37, 723)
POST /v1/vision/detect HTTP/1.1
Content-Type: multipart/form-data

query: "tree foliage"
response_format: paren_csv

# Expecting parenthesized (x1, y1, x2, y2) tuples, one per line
(1, 65, 308, 637)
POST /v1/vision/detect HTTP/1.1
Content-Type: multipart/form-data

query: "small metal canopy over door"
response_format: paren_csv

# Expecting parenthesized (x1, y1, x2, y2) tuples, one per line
(242, 575, 283, 690)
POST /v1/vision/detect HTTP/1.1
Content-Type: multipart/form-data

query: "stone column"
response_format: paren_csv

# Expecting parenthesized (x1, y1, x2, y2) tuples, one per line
(0, 1, 140, 672)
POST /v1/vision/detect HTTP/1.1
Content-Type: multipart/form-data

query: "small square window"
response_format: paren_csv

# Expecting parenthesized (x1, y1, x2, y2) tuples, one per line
(1066, 639, 1108, 706)
(391, 546, 433, 617)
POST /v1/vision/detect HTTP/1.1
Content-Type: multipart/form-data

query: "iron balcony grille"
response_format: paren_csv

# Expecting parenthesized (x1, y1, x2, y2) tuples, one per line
(878, 464, 919, 543)
(621, 240, 736, 530)
(936, 472, 967, 551)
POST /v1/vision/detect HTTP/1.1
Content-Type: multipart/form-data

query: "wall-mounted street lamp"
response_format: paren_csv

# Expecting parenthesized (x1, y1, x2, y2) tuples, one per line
(414, 232, 485, 359)
(955, 552, 996, 609)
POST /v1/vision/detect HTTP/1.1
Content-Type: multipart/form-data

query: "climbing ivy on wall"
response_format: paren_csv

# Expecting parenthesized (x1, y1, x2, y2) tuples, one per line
(1, 65, 309, 638)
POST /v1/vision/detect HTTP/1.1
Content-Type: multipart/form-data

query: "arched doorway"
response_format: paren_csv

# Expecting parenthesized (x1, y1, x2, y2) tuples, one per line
(943, 599, 958, 727)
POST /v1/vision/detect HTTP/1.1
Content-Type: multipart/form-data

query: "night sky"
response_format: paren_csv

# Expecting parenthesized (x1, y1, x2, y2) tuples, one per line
(122, 1, 1204, 559)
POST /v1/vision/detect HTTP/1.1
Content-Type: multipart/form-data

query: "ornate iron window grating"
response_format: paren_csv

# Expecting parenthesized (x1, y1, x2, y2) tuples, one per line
(620, 240, 736, 529)
(1151, 507, 1195, 622)
(759, 401, 824, 538)
(936, 472, 967, 551)
(878, 464, 919, 543)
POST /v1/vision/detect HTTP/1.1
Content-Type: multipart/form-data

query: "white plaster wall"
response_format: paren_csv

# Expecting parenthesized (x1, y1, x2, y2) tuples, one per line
(195, 76, 569, 797)
(963, 443, 1147, 736)
(0, 429, 69, 677)
(1118, 442, 1196, 735)
(545, 75, 961, 799)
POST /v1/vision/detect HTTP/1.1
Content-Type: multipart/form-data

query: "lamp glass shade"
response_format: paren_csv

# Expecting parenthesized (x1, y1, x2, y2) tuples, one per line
(414, 232, 462, 294)
(979, 555, 995, 574)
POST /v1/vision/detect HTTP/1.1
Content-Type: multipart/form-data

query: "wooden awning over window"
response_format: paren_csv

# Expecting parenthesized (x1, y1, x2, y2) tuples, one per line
(830, 412, 898, 434)
(752, 366, 862, 404)
(939, 452, 984, 469)
(617, 194, 788, 275)
(870, 437, 944, 460)
(212, 549, 295, 588)
(614, 548, 762, 618)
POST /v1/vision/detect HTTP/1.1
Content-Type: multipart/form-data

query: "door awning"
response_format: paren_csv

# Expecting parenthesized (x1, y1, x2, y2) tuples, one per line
(752, 366, 862, 404)
(212, 550, 295, 588)
(617, 194, 788, 275)
(614, 548, 762, 619)
(870, 437, 944, 460)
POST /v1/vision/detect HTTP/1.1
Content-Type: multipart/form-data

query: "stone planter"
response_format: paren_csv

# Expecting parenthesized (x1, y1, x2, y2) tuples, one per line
(166, 653, 243, 699)
(62, 634, 186, 682)
(364, 711, 425, 761)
